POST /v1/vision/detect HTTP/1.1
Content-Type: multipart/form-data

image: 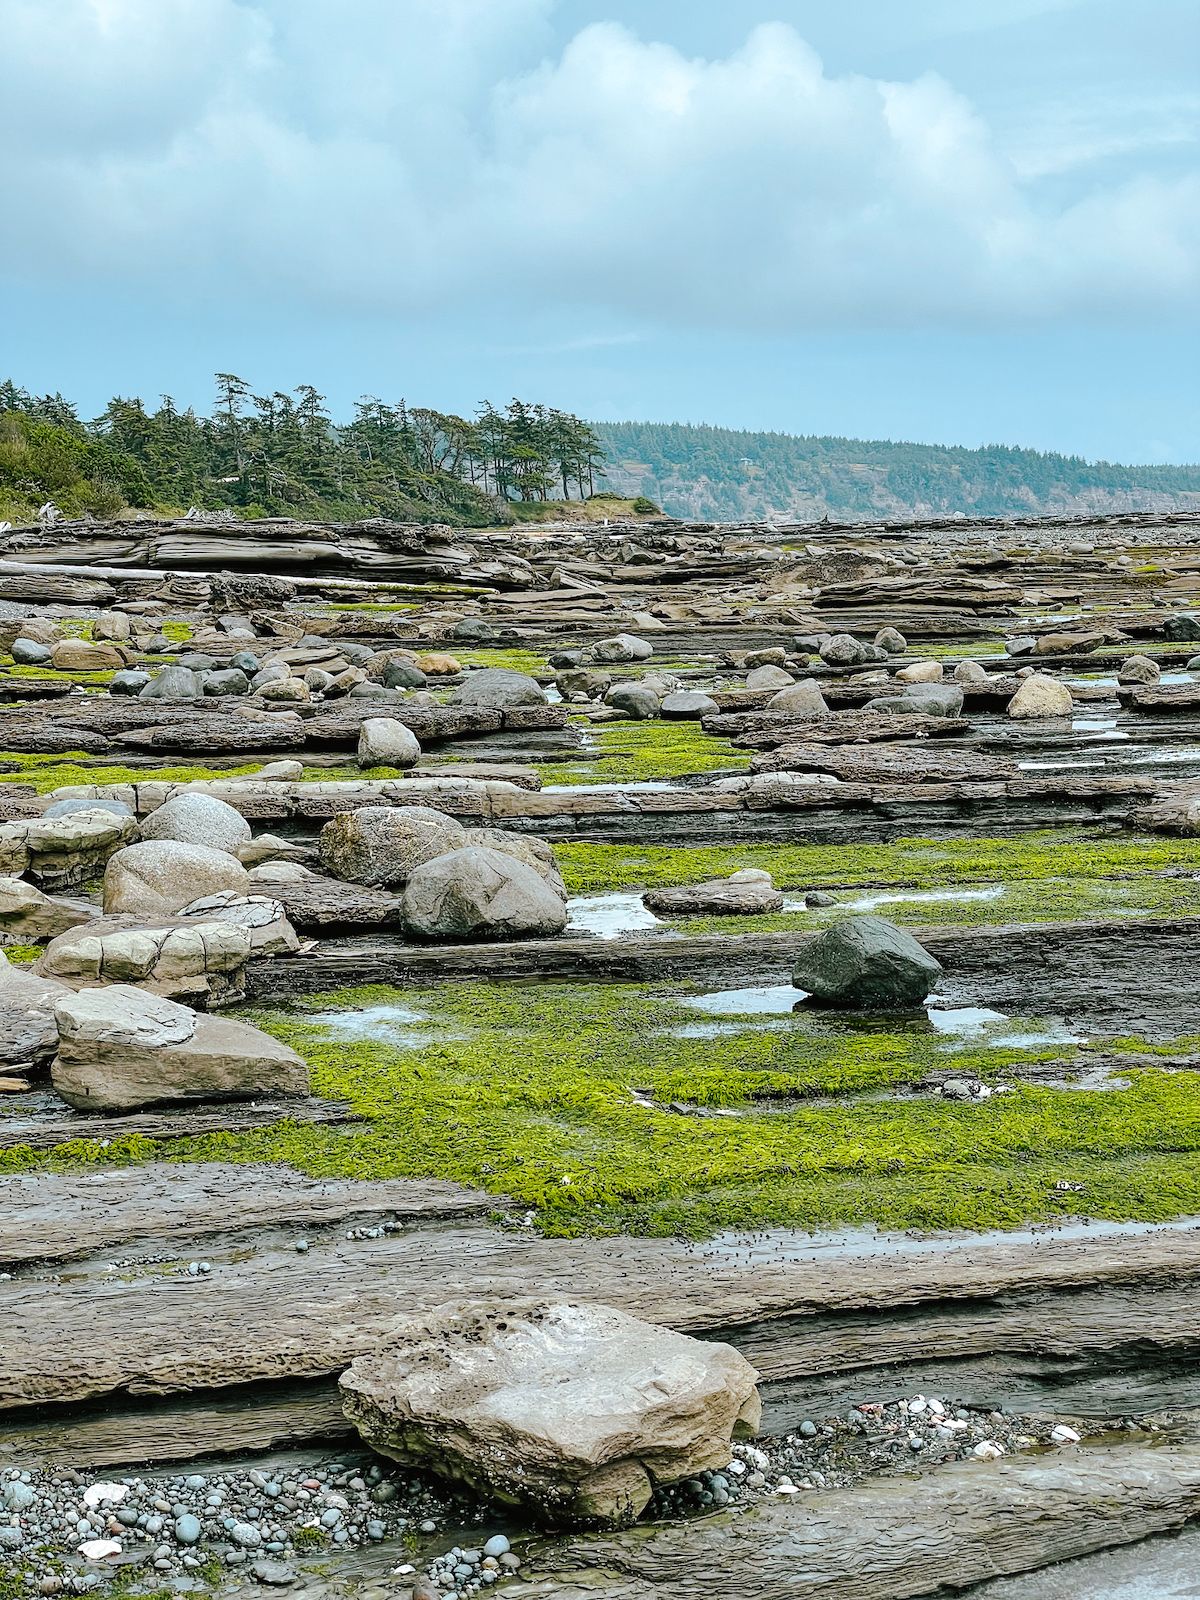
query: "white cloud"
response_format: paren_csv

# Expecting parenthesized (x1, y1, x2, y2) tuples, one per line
(1, 2, 1196, 330)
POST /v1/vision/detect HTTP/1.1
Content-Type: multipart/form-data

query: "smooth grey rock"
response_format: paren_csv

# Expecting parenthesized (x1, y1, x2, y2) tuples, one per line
(103, 840, 251, 916)
(50, 983, 307, 1110)
(874, 627, 907, 654)
(587, 634, 654, 665)
(229, 651, 261, 674)
(140, 665, 202, 700)
(357, 718, 422, 769)
(138, 794, 252, 856)
(746, 664, 794, 691)
(459, 828, 566, 899)
(660, 690, 718, 720)
(819, 634, 870, 667)
(42, 796, 134, 821)
(644, 872, 783, 917)
(872, 683, 964, 718)
(450, 668, 546, 709)
(382, 660, 427, 690)
(203, 668, 250, 697)
(1005, 635, 1037, 657)
(767, 679, 829, 717)
(793, 915, 942, 1009)
(605, 683, 659, 719)
(109, 669, 150, 696)
(402, 847, 568, 940)
(11, 637, 52, 664)
(0, 876, 94, 941)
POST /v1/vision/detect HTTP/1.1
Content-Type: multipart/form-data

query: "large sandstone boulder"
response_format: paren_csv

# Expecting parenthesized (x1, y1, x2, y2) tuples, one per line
(103, 841, 251, 917)
(50, 639, 125, 673)
(357, 718, 422, 769)
(38, 918, 252, 1004)
(0, 877, 95, 942)
(0, 952, 73, 1067)
(340, 1300, 761, 1528)
(450, 669, 546, 709)
(402, 847, 568, 940)
(0, 810, 138, 891)
(50, 985, 308, 1111)
(1117, 655, 1160, 686)
(138, 793, 252, 857)
(319, 806, 464, 887)
(793, 915, 942, 1009)
(1007, 673, 1073, 719)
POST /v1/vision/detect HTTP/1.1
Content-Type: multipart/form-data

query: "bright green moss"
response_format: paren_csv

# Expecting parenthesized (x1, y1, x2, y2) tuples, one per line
(0, 752, 270, 793)
(1, 944, 42, 965)
(538, 719, 750, 785)
(0, 663, 115, 685)
(5, 981, 1198, 1239)
(668, 873, 1200, 935)
(555, 829, 1200, 895)
(160, 621, 195, 642)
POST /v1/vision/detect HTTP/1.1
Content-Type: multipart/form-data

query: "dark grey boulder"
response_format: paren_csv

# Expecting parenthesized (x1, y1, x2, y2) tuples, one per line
(140, 665, 203, 700)
(872, 684, 964, 719)
(450, 668, 546, 709)
(793, 915, 942, 1009)
(661, 690, 718, 720)
(229, 650, 261, 674)
(1165, 614, 1200, 642)
(11, 638, 51, 665)
(606, 683, 660, 719)
(382, 660, 428, 690)
(110, 669, 150, 696)
(179, 652, 219, 672)
(203, 668, 251, 697)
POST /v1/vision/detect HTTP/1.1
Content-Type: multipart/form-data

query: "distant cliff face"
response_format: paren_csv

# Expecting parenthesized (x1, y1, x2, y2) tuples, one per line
(594, 421, 1200, 523)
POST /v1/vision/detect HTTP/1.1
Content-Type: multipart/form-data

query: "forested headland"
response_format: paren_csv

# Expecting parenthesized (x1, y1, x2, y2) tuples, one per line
(595, 421, 1200, 522)
(3, 375, 1199, 528)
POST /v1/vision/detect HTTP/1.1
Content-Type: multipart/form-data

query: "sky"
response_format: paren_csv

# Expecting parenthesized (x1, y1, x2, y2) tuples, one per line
(1, 0, 1198, 462)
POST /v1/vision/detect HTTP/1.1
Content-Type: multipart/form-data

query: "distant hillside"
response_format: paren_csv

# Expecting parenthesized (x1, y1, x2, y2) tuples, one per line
(594, 421, 1200, 523)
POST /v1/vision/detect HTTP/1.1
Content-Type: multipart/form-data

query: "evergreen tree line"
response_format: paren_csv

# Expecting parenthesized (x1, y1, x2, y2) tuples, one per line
(0, 376, 607, 526)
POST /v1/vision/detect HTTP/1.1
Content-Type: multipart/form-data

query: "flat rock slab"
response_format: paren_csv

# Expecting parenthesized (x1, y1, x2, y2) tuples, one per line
(0, 1095, 359, 1153)
(0, 1162, 493, 1266)
(271, 875, 407, 931)
(3, 1216, 1199, 1414)
(523, 1437, 1200, 1600)
(706, 710, 971, 744)
(750, 743, 1017, 782)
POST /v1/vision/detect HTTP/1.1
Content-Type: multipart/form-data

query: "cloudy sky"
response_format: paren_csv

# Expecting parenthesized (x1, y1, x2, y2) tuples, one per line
(3, 0, 1197, 460)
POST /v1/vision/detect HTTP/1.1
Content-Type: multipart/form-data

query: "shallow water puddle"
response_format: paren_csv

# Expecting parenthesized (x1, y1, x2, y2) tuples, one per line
(675, 987, 1082, 1051)
(306, 1003, 457, 1048)
(839, 886, 1003, 913)
(566, 892, 663, 938)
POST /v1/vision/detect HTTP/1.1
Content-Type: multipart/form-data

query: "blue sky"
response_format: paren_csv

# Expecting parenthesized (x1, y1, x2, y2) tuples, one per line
(2, 0, 1197, 461)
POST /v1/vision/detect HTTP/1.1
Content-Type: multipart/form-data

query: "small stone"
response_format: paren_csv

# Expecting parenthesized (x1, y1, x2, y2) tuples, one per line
(173, 1513, 202, 1545)
(250, 1560, 296, 1586)
(481, 1535, 510, 1559)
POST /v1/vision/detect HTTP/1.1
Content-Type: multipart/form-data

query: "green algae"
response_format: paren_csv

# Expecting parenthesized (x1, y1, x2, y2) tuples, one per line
(668, 872, 1200, 935)
(0, 752, 270, 793)
(554, 830, 1200, 895)
(6, 981, 1199, 1239)
(538, 720, 750, 785)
